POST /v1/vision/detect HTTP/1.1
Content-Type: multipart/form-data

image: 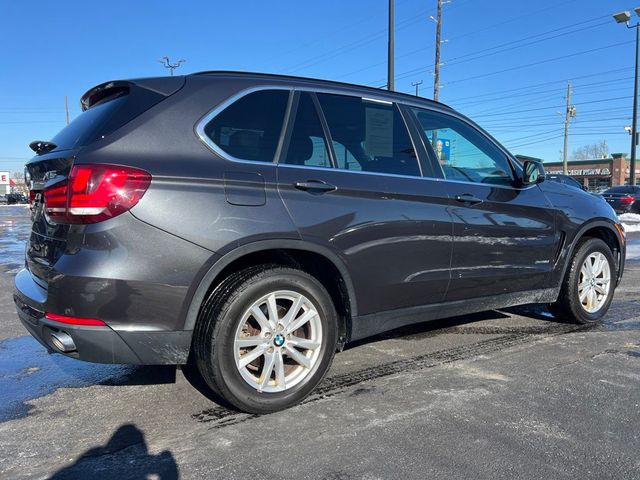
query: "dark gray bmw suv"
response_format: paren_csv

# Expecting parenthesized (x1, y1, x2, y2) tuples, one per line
(15, 72, 626, 413)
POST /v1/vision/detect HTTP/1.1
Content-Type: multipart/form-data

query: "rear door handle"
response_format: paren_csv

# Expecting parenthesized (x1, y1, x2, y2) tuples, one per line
(294, 180, 337, 193)
(455, 193, 483, 205)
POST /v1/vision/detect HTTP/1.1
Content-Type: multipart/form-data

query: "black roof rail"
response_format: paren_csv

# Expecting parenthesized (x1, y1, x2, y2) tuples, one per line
(190, 70, 454, 111)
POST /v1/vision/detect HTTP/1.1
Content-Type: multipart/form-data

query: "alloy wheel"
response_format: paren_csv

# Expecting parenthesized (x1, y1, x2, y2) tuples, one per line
(233, 290, 323, 393)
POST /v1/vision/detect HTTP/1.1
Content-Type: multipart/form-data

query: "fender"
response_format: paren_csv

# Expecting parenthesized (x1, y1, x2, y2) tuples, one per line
(181, 239, 358, 331)
(555, 218, 625, 288)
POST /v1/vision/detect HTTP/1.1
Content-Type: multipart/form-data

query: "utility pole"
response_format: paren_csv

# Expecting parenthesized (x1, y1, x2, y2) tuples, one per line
(562, 81, 577, 175)
(388, 0, 395, 91)
(412, 80, 423, 96)
(159, 56, 186, 76)
(64, 96, 70, 125)
(631, 24, 639, 184)
(433, 0, 443, 101)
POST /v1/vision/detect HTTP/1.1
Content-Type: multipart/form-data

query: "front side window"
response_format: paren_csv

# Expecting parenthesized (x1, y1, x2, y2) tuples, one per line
(317, 93, 421, 177)
(412, 107, 514, 186)
(282, 93, 332, 168)
(203, 90, 289, 162)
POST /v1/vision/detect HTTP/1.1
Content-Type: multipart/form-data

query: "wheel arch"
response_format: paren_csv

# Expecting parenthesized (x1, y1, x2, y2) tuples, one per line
(559, 219, 625, 286)
(182, 240, 357, 346)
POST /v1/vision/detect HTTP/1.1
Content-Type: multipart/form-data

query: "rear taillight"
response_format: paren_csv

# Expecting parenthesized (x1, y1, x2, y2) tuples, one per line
(620, 196, 634, 204)
(43, 164, 151, 224)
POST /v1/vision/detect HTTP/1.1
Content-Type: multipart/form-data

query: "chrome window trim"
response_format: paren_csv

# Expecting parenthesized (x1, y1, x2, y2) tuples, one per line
(276, 162, 535, 190)
(194, 85, 293, 165)
(194, 84, 529, 192)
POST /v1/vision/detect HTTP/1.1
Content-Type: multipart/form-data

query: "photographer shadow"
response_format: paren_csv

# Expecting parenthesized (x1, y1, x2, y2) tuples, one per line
(48, 424, 178, 480)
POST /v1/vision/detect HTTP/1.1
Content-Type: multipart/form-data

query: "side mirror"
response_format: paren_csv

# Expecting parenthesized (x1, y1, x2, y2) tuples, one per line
(522, 160, 545, 186)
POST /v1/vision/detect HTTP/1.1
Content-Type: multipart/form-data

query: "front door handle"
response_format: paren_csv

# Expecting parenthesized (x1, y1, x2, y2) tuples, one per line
(294, 180, 337, 193)
(455, 193, 483, 205)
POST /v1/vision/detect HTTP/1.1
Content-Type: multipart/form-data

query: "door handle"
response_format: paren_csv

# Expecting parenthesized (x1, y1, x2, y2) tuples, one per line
(294, 180, 337, 193)
(455, 193, 483, 205)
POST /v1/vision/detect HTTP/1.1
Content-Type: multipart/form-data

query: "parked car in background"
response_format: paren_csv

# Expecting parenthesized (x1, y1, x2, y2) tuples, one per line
(15, 72, 626, 413)
(0, 194, 8, 204)
(601, 185, 640, 214)
(7, 193, 28, 204)
(546, 173, 587, 191)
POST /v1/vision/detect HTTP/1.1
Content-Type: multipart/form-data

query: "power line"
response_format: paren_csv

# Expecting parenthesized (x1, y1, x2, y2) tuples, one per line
(444, 41, 635, 87)
(375, 16, 612, 86)
(446, 67, 630, 104)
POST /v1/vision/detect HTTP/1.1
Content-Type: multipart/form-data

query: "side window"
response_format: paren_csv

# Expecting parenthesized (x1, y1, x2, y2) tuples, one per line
(282, 93, 332, 168)
(332, 140, 362, 171)
(203, 90, 289, 162)
(411, 108, 514, 186)
(317, 93, 421, 177)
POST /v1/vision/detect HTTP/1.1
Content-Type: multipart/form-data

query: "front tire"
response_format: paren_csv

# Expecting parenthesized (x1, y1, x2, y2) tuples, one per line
(193, 265, 338, 414)
(549, 238, 616, 324)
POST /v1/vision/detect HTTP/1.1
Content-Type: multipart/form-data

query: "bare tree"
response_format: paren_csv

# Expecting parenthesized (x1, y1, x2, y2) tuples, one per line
(570, 140, 609, 160)
(11, 172, 28, 195)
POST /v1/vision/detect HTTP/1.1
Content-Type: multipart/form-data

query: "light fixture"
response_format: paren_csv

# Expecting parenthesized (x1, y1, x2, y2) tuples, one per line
(614, 10, 632, 23)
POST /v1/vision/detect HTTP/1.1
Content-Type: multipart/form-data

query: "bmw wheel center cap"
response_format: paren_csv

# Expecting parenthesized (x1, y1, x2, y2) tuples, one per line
(273, 334, 285, 347)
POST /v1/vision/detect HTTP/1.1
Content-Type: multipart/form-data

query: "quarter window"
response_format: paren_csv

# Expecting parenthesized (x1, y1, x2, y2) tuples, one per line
(282, 93, 332, 168)
(317, 93, 421, 177)
(203, 90, 289, 162)
(412, 107, 514, 186)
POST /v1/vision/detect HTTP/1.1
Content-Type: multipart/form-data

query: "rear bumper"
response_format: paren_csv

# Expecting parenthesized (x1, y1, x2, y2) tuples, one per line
(14, 269, 191, 365)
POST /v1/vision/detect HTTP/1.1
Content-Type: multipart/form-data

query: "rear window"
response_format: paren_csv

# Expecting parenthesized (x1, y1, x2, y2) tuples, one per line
(50, 96, 128, 150)
(49, 86, 168, 151)
(604, 186, 633, 194)
(203, 90, 289, 163)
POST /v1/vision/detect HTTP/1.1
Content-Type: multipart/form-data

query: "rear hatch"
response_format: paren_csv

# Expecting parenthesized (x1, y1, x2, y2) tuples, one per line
(24, 77, 184, 283)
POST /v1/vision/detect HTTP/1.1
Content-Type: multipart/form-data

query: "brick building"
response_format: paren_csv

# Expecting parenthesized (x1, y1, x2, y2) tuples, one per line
(518, 154, 640, 192)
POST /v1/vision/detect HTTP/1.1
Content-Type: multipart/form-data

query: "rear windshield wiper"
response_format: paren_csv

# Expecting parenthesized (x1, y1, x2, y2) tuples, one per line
(29, 140, 58, 155)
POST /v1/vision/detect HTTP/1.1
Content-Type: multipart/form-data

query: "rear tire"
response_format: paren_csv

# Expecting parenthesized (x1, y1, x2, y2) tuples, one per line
(549, 238, 616, 324)
(193, 265, 338, 414)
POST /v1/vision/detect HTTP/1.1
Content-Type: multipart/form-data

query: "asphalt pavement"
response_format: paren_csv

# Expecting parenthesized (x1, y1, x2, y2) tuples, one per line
(1, 205, 639, 479)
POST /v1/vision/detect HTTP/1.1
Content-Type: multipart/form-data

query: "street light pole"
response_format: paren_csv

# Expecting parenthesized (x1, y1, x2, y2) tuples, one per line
(613, 9, 640, 185)
(159, 56, 186, 76)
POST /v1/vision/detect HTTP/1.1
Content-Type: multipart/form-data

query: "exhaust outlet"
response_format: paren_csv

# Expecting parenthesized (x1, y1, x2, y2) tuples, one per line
(50, 331, 77, 353)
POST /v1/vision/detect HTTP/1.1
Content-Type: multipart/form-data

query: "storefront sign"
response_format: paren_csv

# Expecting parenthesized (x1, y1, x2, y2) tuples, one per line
(546, 168, 610, 177)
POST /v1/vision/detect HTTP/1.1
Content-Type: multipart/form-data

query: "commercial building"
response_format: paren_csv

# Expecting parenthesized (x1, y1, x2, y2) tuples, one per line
(517, 154, 640, 192)
(0, 171, 10, 195)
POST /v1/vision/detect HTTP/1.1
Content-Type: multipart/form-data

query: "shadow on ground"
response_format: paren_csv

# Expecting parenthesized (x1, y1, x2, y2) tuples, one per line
(48, 424, 178, 479)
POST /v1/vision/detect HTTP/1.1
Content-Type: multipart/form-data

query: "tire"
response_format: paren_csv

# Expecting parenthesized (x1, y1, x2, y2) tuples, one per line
(193, 265, 338, 414)
(549, 237, 616, 324)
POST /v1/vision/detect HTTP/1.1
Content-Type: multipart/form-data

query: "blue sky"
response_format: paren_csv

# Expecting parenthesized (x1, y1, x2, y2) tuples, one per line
(1, 0, 638, 174)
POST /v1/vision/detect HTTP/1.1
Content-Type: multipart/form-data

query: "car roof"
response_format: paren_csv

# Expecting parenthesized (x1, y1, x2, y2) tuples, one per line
(191, 70, 455, 112)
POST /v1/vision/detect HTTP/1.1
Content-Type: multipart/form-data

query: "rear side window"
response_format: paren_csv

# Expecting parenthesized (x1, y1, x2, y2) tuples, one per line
(282, 93, 332, 168)
(317, 93, 421, 177)
(203, 90, 289, 163)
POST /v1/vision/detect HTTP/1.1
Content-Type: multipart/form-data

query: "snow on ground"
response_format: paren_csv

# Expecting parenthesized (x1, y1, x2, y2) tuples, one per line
(620, 213, 640, 233)
(627, 241, 640, 261)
